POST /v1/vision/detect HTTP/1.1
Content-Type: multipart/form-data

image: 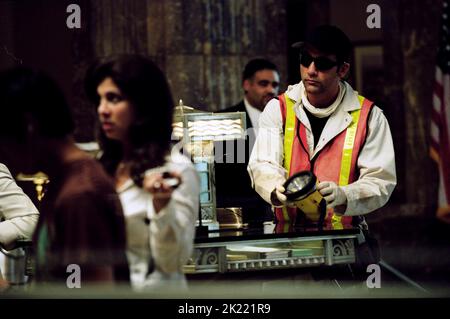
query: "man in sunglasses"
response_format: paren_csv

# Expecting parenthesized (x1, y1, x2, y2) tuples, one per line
(248, 25, 396, 232)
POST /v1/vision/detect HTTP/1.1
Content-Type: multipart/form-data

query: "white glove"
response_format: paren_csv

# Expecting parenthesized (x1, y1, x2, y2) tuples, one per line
(317, 181, 347, 210)
(270, 185, 288, 207)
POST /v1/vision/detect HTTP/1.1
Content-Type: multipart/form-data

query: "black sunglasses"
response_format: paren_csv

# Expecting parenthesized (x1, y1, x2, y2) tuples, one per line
(299, 52, 338, 71)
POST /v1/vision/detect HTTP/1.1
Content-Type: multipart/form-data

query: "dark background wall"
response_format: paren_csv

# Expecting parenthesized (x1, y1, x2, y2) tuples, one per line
(0, 0, 448, 286)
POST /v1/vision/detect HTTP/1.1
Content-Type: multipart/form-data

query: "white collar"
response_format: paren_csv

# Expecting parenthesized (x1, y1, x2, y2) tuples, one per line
(243, 97, 262, 130)
(287, 81, 362, 113)
(301, 82, 346, 118)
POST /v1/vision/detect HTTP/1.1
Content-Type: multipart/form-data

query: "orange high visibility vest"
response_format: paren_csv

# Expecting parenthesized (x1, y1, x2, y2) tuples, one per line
(275, 92, 374, 228)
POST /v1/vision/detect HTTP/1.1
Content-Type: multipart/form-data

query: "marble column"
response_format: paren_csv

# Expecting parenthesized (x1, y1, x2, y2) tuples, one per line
(381, 0, 442, 216)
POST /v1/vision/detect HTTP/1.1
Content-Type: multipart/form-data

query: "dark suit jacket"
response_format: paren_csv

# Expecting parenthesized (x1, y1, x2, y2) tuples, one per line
(214, 101, 273, 224)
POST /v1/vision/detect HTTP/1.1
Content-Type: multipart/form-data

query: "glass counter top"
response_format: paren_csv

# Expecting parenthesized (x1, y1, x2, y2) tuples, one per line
(195, 221, 359, 243)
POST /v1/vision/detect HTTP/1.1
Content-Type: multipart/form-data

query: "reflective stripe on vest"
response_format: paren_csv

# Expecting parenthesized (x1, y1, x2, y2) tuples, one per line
(276, 93, 373, 225)
(281, 94, 296, 222)
(330, 96, 363, 229)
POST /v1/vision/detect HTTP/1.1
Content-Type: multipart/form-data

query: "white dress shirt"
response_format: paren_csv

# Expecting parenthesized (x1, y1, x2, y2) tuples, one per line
(244, 98, 262, 135)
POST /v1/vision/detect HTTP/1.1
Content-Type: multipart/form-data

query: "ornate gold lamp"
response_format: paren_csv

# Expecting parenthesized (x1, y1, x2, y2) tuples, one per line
(15, 172, 49, 202)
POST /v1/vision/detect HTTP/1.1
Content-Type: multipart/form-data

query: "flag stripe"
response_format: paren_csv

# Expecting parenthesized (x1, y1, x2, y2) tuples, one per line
(431, 0, 450, 213)
(431, 108, 441, 125)
(434, 80, 443, 101)
(439, 87, 450, 203)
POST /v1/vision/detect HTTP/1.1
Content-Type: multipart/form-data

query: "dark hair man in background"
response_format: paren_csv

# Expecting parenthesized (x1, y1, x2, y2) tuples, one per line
(223, 58, 280, 132)
(215, 58, 280, 225)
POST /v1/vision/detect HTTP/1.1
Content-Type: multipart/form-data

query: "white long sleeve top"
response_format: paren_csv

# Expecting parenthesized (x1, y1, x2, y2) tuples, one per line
(0, 163, 39, 248)
(117, 151, 199, 289)
(248, 81, 397, 216)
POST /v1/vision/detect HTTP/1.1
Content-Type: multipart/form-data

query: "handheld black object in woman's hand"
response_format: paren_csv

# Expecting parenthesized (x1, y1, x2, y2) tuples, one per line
(161, 171, 180, 189)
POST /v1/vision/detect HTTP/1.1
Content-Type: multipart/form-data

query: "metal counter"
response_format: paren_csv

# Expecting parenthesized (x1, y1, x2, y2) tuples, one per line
(184, 222, 359, 274)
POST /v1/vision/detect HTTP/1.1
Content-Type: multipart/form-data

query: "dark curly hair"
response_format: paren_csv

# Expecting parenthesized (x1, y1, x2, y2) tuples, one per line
(85, 54, 174, 187)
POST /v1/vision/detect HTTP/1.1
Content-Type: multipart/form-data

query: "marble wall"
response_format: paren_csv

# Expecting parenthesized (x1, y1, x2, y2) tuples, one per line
(70, 0, 288, 141)
(87, 0, 288, 111)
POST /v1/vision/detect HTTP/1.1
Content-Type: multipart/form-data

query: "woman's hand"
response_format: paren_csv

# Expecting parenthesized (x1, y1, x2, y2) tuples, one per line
(143, 170, 182, 213)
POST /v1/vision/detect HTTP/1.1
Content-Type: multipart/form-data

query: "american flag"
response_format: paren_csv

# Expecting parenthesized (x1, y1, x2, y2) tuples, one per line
(430, 0, 450, 223)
